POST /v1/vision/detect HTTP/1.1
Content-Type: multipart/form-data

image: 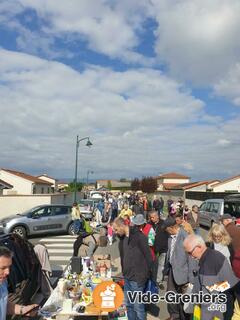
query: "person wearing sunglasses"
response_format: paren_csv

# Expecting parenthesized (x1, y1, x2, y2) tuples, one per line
(183, 234, 240, 320)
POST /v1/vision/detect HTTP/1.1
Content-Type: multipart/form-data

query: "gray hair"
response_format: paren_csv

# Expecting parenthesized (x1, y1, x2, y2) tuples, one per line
(183, 234, 205, 248)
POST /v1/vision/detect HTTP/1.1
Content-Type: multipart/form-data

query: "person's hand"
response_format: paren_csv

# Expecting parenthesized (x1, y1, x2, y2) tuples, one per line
(21, 304, 39, 317)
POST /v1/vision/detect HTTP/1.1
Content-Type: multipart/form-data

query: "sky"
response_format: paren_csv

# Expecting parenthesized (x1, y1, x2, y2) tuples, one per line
(0, 0, 240, 181)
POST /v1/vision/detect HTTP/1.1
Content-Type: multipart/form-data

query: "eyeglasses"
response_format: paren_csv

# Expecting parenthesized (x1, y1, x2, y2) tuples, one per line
(187, 245, 198, 255)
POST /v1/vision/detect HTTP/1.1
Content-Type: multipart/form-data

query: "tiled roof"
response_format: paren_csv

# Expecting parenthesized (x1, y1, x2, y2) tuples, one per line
(162, 183, 182, 190)
(2, 169, 52, 185)
(158, 172, 190, 179)
(0, 179, 13, 189)
(212, 175, 240, 188)
(36, 174, 56, 181)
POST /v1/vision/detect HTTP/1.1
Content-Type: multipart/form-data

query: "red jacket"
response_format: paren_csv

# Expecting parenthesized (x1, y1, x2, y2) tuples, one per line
(142, 224, 156, 261)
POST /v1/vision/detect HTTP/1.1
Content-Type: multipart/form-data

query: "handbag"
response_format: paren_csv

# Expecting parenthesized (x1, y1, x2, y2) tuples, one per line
(144, 279, 159, 294)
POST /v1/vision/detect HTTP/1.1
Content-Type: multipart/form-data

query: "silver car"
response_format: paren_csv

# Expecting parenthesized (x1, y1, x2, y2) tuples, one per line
(0, 204, 92, 238)
(199, 197, 240, 228)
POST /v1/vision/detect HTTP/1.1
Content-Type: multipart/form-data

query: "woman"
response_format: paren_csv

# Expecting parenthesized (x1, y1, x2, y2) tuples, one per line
(206, 223, 233, 264)
(71, 202, 82, 234)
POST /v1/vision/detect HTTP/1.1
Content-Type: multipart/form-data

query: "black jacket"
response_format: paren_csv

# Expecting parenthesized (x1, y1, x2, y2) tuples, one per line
(118, 226, 152, 286)
(152, 220, 168, 254)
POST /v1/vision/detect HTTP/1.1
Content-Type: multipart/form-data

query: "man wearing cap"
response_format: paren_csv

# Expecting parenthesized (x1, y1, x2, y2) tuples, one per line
(163, 217, 195, 320)
(132, 214, 156, 261)
(113, 217, 152, 320)
(220, 214, 240, 278)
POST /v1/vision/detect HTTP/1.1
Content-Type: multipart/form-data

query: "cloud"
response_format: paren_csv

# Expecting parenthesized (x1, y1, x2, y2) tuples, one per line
(214, 63, 240, 106)
(0, 48, 240, 179)
(152, 0, 240, 84)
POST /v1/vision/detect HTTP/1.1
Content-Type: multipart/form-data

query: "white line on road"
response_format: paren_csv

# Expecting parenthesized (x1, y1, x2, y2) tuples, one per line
(48, 248, 73, 254)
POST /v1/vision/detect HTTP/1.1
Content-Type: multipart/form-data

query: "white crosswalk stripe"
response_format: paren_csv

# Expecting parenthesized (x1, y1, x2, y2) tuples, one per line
(38, 234, 76, 273)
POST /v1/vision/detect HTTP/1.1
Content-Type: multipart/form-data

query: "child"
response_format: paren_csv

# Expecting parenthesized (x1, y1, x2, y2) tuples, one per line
(107, 222, 114, 245)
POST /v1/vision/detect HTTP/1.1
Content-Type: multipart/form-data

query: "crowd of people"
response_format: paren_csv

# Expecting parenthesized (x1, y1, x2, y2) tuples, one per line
(76, 192, 240, 320)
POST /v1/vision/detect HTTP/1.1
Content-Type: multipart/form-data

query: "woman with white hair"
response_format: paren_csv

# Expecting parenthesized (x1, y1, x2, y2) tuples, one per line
(206, 223, 233, 264)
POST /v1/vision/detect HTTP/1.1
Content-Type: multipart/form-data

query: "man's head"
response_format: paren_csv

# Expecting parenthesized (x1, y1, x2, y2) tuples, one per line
(183, 235, 206, 260)
(192, 205, 199, 214)
(149, 211, 159, 224)
(163, 217, 179, 235)
(175, 213, 184, 225)
(113, 217, 129, 237)
(0, 246, 13, 283)
(219, 214, 234, 226)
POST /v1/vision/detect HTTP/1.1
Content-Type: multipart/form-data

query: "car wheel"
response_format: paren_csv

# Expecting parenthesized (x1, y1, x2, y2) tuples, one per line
(68, 222, 75, 235)
(12, 226, 27, 238)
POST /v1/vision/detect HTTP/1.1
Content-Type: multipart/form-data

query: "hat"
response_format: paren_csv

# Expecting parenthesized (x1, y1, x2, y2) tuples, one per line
(132, 214, 146, 226)
(219, 214, 233, 221)
(162, 217, 176, 230)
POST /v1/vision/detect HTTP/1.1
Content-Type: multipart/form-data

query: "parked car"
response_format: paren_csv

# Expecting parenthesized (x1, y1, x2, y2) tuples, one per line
(0, 204, 92, 238)
(199, 196, 240, 228)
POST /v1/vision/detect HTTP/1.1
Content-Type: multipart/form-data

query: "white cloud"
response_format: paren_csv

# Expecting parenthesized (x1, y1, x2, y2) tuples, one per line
(152, 0, 240, 84)
(214, 63, 240, 106)
(0, 49, 240, 179)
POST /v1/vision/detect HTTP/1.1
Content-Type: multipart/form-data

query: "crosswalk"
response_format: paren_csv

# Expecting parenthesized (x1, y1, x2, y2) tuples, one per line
(39, 234, 77, 273)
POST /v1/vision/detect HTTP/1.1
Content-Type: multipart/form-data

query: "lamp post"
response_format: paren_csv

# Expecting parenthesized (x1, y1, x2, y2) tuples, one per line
(74, 135, 92, 202)
(86, 170, 94, 188)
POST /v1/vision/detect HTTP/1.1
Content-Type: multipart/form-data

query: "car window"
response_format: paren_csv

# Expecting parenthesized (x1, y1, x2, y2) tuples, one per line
(209, 202, 220, 214)
(32, 207, 51, 217)
(199, 202, 206, 211)
(205, 202, 212, 212)
(52, 206, 70, 216)
(225, 202, 240, 219)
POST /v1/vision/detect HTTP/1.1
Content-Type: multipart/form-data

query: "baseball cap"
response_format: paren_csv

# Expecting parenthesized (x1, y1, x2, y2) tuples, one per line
(162, 217, 176, 230)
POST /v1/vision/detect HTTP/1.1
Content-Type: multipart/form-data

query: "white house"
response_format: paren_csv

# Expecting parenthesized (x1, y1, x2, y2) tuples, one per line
(0, 169, 52, 195)
(0, 179, 13, 196)
(156, 172, 190, 191)
(36, 174, 57, 192)
(211, 175, 240, 193)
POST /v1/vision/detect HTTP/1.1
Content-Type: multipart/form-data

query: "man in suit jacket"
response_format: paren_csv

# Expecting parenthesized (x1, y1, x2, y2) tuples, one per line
(163, 217, 196, 320)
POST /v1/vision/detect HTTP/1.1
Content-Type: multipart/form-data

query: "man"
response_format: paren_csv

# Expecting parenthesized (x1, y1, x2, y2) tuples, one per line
(220, 214, 240, 277)
(0, 246, 38, 320)
(113, 217, 152, 320)
(163, 217, 195, 320)
(175, 213, 194, 235)
(153, 196, 161, 216)
(183, 234, 240, 320)
(187, 205, 200, 234)
(149, 211, 168, 290)
(132, 214, 156, 261)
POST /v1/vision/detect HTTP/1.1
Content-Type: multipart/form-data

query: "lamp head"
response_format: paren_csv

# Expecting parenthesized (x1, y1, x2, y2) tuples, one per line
(86, 139, 93, 147)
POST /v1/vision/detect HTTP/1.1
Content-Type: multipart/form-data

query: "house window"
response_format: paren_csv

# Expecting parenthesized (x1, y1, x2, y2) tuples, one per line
(47, 187, 50, 194)
(41, 187, 44, 194)
(33, 186, 36, 194)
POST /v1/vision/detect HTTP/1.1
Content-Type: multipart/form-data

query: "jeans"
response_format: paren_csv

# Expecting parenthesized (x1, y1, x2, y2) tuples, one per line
(124, 279, 146, 320)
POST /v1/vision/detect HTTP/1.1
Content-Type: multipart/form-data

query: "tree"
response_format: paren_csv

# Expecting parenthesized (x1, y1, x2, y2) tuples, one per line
(141, 176, 157, 193)
(65, 181, 84, 192)
(107, 180, 112, 190)
(131, 178, 141, 191)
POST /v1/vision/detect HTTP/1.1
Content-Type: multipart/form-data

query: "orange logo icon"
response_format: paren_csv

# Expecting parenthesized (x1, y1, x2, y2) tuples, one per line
(93, 281, 124, 312)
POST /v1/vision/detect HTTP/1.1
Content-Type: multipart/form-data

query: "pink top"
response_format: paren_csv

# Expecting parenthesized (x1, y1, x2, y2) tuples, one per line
(107, 225, 113, 236)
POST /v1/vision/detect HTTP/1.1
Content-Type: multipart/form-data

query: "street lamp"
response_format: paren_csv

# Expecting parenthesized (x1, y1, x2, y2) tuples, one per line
(86, 170, 94, 188)
(74, 135, 93, 202)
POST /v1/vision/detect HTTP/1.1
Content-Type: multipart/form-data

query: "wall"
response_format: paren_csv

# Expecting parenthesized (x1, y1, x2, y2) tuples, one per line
(185, 184, 207, 192)
(34, 184, 51, 194)
(0, 170, 32, 194)
(0, 192, 76, 219)
(162, 178, 190, 184)
(212, 179, 240, 192)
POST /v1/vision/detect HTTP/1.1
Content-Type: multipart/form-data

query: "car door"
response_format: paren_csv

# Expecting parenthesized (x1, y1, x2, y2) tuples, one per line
(48, 206, 72, 233)
(199, 202, 207, 226)
(28, 206, 53, 235)
(208, 202, 220, 225)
